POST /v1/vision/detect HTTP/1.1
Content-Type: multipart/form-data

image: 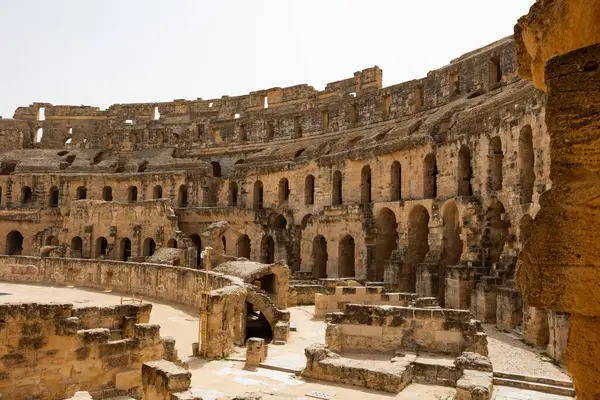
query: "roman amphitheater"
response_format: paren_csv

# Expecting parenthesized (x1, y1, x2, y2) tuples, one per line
(0, 1, 597, 399)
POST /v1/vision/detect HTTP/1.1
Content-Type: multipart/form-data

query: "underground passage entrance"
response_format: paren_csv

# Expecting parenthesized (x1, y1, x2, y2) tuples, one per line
(245, 302, 273, 343)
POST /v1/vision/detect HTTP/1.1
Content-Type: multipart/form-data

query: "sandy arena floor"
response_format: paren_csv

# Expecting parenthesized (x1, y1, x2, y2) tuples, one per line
(0, 282, 573, 399)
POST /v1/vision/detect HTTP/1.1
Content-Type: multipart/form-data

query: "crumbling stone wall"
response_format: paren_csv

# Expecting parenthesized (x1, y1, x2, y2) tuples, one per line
(0, 303, 172, 400)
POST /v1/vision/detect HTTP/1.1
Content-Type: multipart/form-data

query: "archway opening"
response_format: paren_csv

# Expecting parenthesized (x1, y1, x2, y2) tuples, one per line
(391, 161, 402, 201)
(237, 235, 251, 258)
(21, 186, 33, 206)
(278, 178, 289, 205)
(128, 186, 138, 202)
(273, 214, 287, 229)
(102, 186, 113, 201)
(245, 302, 273, 343)
(519, 125, 535, 204)
(489, 137, 503, 191)
(178, 185, 188, 208)
(190, 234, 202, 268)
(222, 236, 227, 253)
(458, 146, 473, 196)
(120, 238, 131, 261)
(339, 235, 355, 278)
(229, 181, 238, 206)
(361, 165, 371, 204)
(153, 185, 163, 199)
(253, 180, 264, 210)
(332, 170, 342, 205)
(71, 236, 83, 258)
(261, 235, 274, 264)
(167, 238, 177, 248)
(375, 208, 398, 281)
(305, 175, 315, 205)
(424, 154, 437, 199)
(211, 162, 222, 177)
(49, 186, 59, 208)
(313, 235, 328, 278)
(6, 231, 24, 255)
(76, 186, 87, 200)
(406, 206, 430, 291)
(143, 238, 156, 256)
(96, 237, 108, 258)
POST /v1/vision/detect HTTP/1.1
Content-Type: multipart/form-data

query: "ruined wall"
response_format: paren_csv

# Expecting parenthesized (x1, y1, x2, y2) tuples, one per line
(325, 304, 488, 356)
(0, 303, 168, 400)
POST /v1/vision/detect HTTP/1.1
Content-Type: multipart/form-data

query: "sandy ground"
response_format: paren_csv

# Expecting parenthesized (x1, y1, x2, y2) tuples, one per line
(0, 283, 573, 399)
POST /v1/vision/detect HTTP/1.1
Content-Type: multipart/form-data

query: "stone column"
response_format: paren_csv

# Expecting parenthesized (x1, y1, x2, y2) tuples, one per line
(522, 303, 550, 346)
(547, 310, 570, 364)
(444, 265, 475, 310)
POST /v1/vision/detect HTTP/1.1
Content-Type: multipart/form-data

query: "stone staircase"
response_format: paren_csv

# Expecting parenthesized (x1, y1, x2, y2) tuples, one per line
(493, 371, 575, 397)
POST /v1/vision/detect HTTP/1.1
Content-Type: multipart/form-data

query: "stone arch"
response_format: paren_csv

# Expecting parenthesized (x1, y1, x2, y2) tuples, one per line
(441, 200, 463, 266)
(95, 237, 108, 258)
(178, 185, 188, 208)
(45, 235, 59, 246)
(229, 181, 238, 206)
(70, 236, 83, 258)
(423, 154, 437, 199)
(153, 185, 163, 199)
(457, 145, 473, 196)
(406, 205, 430, 291)
(120, 238, 131, 261)
(253, 180, 264, 210)
(312, 235, 328, 278)
(519, 125, 535, 204)
(211, 161, 222, 177)
(300, 214, 313, 229)
(167, 238, 177, 248)
(519, 214, 534, 244)
(143, 238, 156, 257)
(481, 200, 510, 265)
(391, 161, 402, 201)
(6, 231, 24, 255)
(48, 186, 59, 208)
(361, 165, 372, 204)
(127, 186, 138, 202)
(21, 186, 33, 206)
(375, 207, 398, 281)
(332, 170, 342, 205)
(278, 178, 289, 205)
(261, 235, 275, 264)
(190, 234, 202, 268)
(237, 234, 251, 258)
(76, 186, 87, 200)
(272, 214, 287, 229)
(489, 136, 503, 191)
(338, 235, 355, 278)
(102, 186, 113, 201)
(305, 175, 315, 205)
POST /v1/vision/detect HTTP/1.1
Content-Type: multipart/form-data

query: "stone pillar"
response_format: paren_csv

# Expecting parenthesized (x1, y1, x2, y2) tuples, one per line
(547, 311, 570, 364)
(245, 337, 268, 369)
(496, 286, 522, 331)
(522, 303, 549, 346)
(141, 360, 192, 400)
(416, 262, 438, 298)
(471, 277, 499, 323)
(445, 265, 475, 310)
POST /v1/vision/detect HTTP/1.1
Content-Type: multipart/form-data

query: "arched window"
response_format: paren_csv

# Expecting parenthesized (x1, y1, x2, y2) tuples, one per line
(6, 231, 24, 255)
(190, 234, 202, 268)
(143, 238, 156, 256)
(178, 185, 188, 208)
(21, 186, 33, 206)
(229, 181, 238, 206)
(273, 214, 287, 229)
(457, 145, 473, 196)
(489, 137, 503, 191)
(305, 175, 315, 205)
(49, 186, 59, 208)
(167, 238, 177, 248)
(70, 237, 83, 258)
(361, 165, 371, 204)
(102, 186, 113, 201)
(76, 186, 87, 200)
(128, 186, 138, 202)
(278, 178, 289, 205)
(339, 235, 355, 278)
(519, 125, 535, 204)
(237, 235, 251, 258)
(253, 180, 264, 210)
(332, 170, 342, 206)
(391, 161, 402, 201)
(261, 235, 275, 264)
(95, 237, 108, 258)
(153, 185, 163, 199)
(423, 154, 437, 199)
(45, 235, 59, 246)
(312, 235, 328, 278)
(120, 238, 131, 261)
(211, 162, 222, 177)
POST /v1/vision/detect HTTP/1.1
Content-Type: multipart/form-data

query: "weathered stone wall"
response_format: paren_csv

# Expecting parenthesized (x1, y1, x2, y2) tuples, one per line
(0, 303, 168, 400)
(325, 304, 487, 356)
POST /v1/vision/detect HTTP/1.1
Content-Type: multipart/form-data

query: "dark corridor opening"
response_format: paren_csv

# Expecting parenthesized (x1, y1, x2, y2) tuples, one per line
(245, 302, 273, 343)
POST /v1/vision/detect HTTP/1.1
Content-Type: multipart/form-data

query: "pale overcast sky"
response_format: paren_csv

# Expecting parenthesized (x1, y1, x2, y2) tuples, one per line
(0, 0, 534, 118)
